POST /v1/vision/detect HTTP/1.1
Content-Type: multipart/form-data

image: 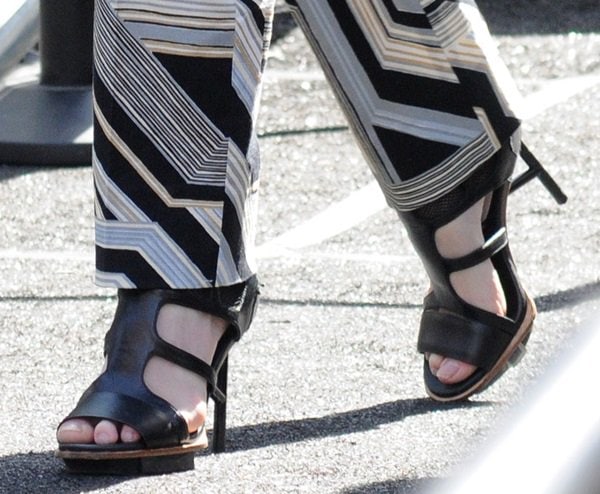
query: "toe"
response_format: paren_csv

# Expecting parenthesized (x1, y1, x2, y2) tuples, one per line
(120, 425, 142, 443)
(94, 420, 121, 445)
(56, 419, 95, 444)
(435, 357, 477, 384)
(428, 353, 444, 376)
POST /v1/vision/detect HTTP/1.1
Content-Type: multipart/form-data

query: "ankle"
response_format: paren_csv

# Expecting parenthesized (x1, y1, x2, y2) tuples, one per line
(432, 198, 507, 317)
(156, 304, 228, 364)
(141, 304, 228, 433)
(434, 198, 486, 259)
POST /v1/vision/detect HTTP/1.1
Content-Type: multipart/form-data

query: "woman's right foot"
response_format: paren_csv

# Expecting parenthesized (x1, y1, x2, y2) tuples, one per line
(57, 304, 228, 445)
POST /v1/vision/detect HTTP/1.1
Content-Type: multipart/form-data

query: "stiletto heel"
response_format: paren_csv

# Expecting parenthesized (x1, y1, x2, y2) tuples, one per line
(212, 357, 228, 454)
(511, 142, 568, 204)
(57, 276, 259, 475)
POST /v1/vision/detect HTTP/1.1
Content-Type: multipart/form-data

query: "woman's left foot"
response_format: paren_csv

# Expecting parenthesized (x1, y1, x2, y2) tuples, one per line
(427, 198, 507, 384)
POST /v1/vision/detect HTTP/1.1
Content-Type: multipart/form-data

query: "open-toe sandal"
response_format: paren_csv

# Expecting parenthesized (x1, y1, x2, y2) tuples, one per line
(399, 139, 536, 402)
(56, 276, 259, 475)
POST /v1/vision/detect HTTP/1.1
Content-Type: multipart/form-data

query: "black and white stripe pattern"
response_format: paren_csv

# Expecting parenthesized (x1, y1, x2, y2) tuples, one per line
(287, 0, 521, 211)
(94, 0, 521, 288)
(94, 0, 272, 288)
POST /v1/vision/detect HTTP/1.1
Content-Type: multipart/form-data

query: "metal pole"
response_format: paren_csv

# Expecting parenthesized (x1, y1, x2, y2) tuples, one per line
(39, 0, 93, 86)
(0, 0, 94, 166)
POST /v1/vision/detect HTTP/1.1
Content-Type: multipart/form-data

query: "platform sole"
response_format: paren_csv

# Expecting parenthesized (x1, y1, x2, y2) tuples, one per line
(56, 435, 209, 475)
(426, 294, 537, 402)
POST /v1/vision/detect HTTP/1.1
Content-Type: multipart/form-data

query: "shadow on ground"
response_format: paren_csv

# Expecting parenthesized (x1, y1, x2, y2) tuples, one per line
(340, 477, 439, 494)
(0, 398, 486, 493)
(218, 398, 490, 453)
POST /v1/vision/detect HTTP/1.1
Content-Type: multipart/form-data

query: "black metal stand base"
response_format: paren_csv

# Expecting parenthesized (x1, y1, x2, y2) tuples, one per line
(0, 0, 93, 166)
(0, 81, 92, 166)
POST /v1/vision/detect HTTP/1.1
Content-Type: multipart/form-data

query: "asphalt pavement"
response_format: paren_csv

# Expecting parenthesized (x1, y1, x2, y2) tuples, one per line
(0, 2, 599, 493)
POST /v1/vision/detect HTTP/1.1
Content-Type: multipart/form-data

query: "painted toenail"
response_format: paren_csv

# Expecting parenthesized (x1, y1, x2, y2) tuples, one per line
(96, 432, 113, 444)
(60, 422, 83, 432)
(121, 430, 138, 443)
(437, 360, 461, 381)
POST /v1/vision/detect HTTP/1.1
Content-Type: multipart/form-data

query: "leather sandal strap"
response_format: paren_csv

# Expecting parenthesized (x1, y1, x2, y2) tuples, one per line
(443, 228, 508, 273)
(64, 391, 188, 449)
(152, 340, 226, 403)
(417, 309, 514, 371)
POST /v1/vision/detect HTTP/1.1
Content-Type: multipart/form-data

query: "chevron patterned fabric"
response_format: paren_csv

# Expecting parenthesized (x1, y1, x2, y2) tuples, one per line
(287, 0, 522, 212)
(93, 0, 273, 288)
(93, 0, 522, 289)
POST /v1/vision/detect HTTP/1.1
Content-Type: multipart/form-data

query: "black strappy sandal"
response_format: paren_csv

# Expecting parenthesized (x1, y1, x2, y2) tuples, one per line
(399, 139, 537, 402)
(56, 276, 259, 475)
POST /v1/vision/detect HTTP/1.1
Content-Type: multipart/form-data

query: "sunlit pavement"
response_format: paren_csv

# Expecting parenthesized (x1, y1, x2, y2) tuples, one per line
(0, 2, 599, 492)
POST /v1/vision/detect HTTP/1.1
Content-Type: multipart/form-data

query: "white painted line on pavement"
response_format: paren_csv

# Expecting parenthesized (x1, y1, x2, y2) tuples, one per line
(0, 248, 93, 262)
(0, 245, 416, 265)
(520, 73, 600, 120)
(257, 72, 600, 256)
(2, 74, 598, 264)
(257, 181, 386, 258)
(263, 250, 417, 263)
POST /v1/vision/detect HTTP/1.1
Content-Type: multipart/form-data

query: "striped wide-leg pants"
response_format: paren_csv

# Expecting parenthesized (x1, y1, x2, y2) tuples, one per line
(93, 0, 521, 289)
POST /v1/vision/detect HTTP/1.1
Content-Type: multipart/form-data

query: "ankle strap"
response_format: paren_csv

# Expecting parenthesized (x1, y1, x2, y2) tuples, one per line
(442, 227, 508, 273)
(152, 339, 226, 403)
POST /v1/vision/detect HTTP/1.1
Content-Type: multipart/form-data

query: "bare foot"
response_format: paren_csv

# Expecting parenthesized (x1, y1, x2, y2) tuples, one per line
(57, 303, 227, 445)
(428, 198, 507, 385)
